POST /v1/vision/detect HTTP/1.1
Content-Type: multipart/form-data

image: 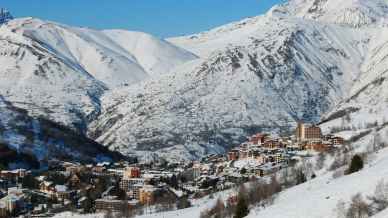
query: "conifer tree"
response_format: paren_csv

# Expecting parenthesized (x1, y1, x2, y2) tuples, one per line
(234, 195, 249, 218)
(346, 154, 363, 175)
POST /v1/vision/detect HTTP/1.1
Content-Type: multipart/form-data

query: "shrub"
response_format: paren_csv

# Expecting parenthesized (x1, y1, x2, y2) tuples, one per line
(368, 180, 388, 214)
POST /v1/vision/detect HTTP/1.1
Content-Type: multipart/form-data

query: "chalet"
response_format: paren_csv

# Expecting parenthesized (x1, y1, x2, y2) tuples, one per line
(227, 149, 239, 161)
(69, 174, 81, 187)
(0, 169, 29, 182)
(332, 136, 345, 146)
(55, 185, 73, 200)
(248, 133, 269, 145)
(255, 164, 282, 177)
(239, 149, 249, 159)
(123, 167, 141, 179)
(40, 181, 55, 195)
(120, 178, 145, 193)
(0, 192, 25, 215)
(305, 141, 329, 152)
(139, 185, 157, 205)
(65, 166, 83, 175)
(108, 169, 124, 177)
(92, 166, 106, 174)
(263, 139, 282, 150)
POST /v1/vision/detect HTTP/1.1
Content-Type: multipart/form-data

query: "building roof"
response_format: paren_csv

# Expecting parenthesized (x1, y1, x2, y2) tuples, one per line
(42, 181, 53, 187)
(141, 185, 157, 192)
(1, 194, 22, 203)
(55, 185, 68, 192)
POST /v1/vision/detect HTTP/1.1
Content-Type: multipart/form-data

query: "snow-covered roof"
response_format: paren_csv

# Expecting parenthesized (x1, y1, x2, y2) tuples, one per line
(55, 185, 68, 192)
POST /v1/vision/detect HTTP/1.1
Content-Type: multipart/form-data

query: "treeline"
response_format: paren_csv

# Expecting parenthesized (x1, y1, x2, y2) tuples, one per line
(200, 176, 282, 218)
(199, 157, 315, 218)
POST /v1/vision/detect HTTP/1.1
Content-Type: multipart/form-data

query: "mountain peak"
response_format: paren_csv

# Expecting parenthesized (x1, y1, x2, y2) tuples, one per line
(0, 8, 13, 24)
(271, 0, 388, 27)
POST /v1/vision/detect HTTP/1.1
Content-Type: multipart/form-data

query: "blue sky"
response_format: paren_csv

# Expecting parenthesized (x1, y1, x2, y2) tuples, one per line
(1, 0, 284, 38)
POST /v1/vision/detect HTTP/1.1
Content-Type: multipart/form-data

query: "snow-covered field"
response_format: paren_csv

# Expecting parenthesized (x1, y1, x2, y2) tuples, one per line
(53, 212, 104, 218)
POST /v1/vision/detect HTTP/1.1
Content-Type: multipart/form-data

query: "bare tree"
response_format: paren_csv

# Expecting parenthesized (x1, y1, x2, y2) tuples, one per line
(346, 194, 371, 218)
(368, 180, 388, 214)
(200, 197, 226, 218)
(213, 198, 226, 218)
(315, 152, 326, 170)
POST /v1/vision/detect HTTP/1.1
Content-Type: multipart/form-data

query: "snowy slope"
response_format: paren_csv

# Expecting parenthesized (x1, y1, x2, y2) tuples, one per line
(373, 208, 388, 218)
(91, 2, 377, 160)
(102, 30, 198, 77)
(0, 24, 106, 132)
(5, 18, 197, 87)
(168, 15, 268, 57)
(277, 0, 388, 27)
(2, 0, 388, 163)
(247, 143, 388, 218)
(0, 16, 196, 134)
(88, 0, 388, 161)
(0, 16, 196, 161)
(170, 0, 388, 57)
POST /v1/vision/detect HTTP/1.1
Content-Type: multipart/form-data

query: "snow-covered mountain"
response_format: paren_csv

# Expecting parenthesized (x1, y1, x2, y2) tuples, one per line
(5, 18, 197, 88)
(0, 16, 197, 161)
(276, 0, 388, 27)
(0, 17, 197, 128)
(0, 23, 106, 132)
(1, 0, 388, 162)
(89, 0, 388, 161)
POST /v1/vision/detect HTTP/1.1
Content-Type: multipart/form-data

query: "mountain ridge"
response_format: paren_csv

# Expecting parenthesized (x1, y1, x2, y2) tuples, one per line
(1, 0, 388, 162)
(89, 0, 388, 161)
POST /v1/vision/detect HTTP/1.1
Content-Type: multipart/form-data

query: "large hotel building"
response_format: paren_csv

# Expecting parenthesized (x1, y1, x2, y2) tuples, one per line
(296, 122, 322, 141)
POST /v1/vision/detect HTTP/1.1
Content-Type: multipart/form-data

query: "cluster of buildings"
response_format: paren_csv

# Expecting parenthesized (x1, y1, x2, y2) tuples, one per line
(0, 123, 346, 217)
(0, 161, 178, 217)
(224, 122, 344, 177)
(0, 169, 30, 217)
(295, 122, 344, 151)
